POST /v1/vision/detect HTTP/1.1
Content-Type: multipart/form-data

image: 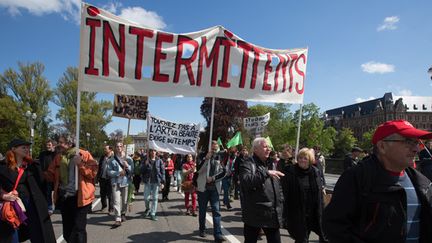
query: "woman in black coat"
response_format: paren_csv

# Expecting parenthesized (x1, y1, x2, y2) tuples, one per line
(281, 147, 327, 243)
(0, 139, 55, 243)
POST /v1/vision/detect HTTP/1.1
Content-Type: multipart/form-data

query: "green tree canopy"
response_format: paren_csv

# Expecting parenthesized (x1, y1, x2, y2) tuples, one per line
(0, 62, 53, 155)
(53, 67, 112, 154)
(332, 127, 358, 158)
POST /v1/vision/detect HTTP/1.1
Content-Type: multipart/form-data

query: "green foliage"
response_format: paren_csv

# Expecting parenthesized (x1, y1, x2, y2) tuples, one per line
(0, 96, 27, 153)
(199, 98, 248, 151)
(359, 127, 376, 153)
(332, 127, 358, 158)
(0, 62, 53, 155)
(53, 67, 112, 154)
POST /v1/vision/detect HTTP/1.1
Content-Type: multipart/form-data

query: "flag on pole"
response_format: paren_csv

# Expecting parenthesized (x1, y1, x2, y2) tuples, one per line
(226, 132, 243, 148)
(265, 136, 274, 150)
(217, 137, 223, 146)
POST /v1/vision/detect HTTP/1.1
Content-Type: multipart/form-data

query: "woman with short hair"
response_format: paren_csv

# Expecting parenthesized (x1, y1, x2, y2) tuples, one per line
(281, 148, 327, 243)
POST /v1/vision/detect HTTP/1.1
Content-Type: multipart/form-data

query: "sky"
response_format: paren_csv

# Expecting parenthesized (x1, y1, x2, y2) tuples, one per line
(1, 0, 431, 136)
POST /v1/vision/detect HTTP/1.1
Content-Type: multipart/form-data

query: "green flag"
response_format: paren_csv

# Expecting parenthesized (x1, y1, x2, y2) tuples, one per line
(226, 132, 243, 148)
(265, 136, 274, 150)
(217, 137, 223, 146)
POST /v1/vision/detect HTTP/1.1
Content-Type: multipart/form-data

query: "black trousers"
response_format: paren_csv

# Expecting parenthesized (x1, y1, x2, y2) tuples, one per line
(162, 172, 171, 199)
(244, 224, 281, 243)
(61, 196, 91, 243)
(133, 175, 142, 193)
(99, 178, 112, 210)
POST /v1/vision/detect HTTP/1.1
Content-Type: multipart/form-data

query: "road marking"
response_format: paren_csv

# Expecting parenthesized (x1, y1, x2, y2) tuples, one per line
(180, 190, 241, 243)
(56, 198, 101, 243)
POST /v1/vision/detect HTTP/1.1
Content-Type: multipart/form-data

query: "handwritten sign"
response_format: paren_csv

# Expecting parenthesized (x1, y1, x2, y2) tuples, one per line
(147, 114, 200, 154)
(113, 94, 148, 120)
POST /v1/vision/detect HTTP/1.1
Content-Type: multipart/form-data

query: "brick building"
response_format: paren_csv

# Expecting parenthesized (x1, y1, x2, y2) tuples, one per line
(325, 92, 432, 140)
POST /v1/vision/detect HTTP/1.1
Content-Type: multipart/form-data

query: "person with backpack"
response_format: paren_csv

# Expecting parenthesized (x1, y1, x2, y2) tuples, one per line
(323, 120, 432, 242)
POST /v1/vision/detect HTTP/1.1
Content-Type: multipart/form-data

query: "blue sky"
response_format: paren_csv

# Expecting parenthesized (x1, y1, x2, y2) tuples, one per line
(1, 0, 431, 136)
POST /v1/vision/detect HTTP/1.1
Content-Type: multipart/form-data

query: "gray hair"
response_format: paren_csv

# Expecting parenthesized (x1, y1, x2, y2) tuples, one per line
(252, 137, 267, 151)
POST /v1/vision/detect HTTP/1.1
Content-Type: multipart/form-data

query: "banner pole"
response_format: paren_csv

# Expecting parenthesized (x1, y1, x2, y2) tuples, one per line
(75, 91, 82, 191)
(295, 104, 303, 162)
(208, 97, 216, 152)
(125, 118, 131, 155)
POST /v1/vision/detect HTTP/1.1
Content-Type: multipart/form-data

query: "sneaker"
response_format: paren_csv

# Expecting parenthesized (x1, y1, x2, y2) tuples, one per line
(191, 211, 197, 217)
(111, 221, 121, 228)
(199, 231, 206, 238)
(121, 215, 127, 222)
(143, 209, 150, 217)
(150, 215, 158, 221)
(185, 210, 191, 216)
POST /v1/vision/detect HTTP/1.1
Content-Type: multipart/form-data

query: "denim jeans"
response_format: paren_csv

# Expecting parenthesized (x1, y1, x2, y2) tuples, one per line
(222, 176, 232, 205)
(174, 170, 183, 188)
(197, 189, 222, 239)
(143, 183, 159, 216)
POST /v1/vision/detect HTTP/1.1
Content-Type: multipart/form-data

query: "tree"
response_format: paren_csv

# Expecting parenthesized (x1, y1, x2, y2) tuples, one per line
(53, 67, 111, 154)
(332, 127, 357, 158)
(359, 127, 376, 153)
(199, 98, 248, 151)
(248, 103, 296, 150)
(0, 96, 27, 152)
(0, 62, 53, 155)
(109, 129, 124, 143)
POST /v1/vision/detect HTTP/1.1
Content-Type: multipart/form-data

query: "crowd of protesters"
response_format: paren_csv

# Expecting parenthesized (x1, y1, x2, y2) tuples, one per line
(1, 119, 432, 243)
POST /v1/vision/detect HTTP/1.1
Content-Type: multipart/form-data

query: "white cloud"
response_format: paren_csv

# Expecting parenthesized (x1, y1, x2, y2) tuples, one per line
(119, 7, 166, 30)
(355, 97, 375, 103)
(0, 1, 166, 29)
(397, 89, 412, 96)
(0, 0, 80, 23)
(377, 16, 400, 32)
(361, 61, 395, 74)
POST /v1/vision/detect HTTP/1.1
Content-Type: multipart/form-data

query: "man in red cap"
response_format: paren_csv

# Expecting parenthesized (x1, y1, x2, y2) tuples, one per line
(323, 120, 432, 243)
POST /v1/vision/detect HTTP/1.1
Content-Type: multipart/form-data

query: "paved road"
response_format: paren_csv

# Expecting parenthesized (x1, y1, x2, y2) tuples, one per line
(51, 173, 339, 243)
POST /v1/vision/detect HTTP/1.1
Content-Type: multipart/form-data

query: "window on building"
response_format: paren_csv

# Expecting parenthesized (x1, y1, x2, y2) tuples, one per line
(423, 104, 427, 110)
(423, 116, 427, 122)
(415, 115, 420, 121)
(413, 104, 418, 110)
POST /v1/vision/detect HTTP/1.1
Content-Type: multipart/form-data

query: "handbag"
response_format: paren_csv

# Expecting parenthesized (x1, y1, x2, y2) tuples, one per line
(181, 180, 195, 192)
(1, 167, 27, 228)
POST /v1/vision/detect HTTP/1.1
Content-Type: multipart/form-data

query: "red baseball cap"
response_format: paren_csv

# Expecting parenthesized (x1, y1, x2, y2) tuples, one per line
(372, 120, 432, 144)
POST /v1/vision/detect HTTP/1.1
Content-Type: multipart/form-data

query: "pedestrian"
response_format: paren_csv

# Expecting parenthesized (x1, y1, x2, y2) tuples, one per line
(323, 119, 432, 242)
(96, 145, 114, 214)
(107, 142, 132, 228)
(240, 138, 284, 243)
(173, 154, 184, 192)
(342, 146, 363, 171)
(196, 140, 227, 242)
(182, 154, 197, 216)
(277, 144, 294, 172)
(161, 153, 174, 201)
(132, 152, 142, 194)
(141, 149, 165, 221)
(281, 148, 328, 243)
(239, 137, 285, 243)
(45, 134, 98, 243)
(0, 138, 56, 243)
(419, 139, 432, 160)
(222, 147, 236, 210)
(37, 139, 56, 215)
(232, 145, 249, 200)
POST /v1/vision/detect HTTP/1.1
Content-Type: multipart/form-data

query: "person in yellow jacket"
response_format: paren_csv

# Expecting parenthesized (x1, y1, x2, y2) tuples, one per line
(45, 135, 98, 243)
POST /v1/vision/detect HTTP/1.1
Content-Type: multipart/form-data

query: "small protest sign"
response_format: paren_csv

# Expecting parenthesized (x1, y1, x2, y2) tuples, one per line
(113, 94, 148, 120)
(147, 114, 200, 154)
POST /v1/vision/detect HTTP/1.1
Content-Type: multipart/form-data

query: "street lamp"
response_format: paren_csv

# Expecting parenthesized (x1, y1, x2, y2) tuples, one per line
(86, 132, 90, 149)
(25, 110, 37, 157)
(428, 66, 432, 80)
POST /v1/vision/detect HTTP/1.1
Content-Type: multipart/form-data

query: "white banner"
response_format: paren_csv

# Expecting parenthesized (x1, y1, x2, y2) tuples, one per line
(78, 3, 307, 103)
(147, 114, 200, 155)
(244, 113, 271, 134)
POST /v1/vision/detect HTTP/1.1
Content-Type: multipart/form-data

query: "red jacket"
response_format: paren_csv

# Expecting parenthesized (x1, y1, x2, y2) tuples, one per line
(164, 158, 174, 176)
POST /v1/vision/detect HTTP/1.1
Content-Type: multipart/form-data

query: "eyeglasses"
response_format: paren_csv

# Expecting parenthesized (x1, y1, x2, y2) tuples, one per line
(382, 139, 421, 147)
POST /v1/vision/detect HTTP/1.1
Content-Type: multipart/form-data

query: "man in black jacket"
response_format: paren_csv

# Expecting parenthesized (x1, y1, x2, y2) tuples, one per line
(38, 139, 56, 214)
(239, 137, 285, 243)
(342, 146, 362, 171)
(323, 120, 432, 243)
